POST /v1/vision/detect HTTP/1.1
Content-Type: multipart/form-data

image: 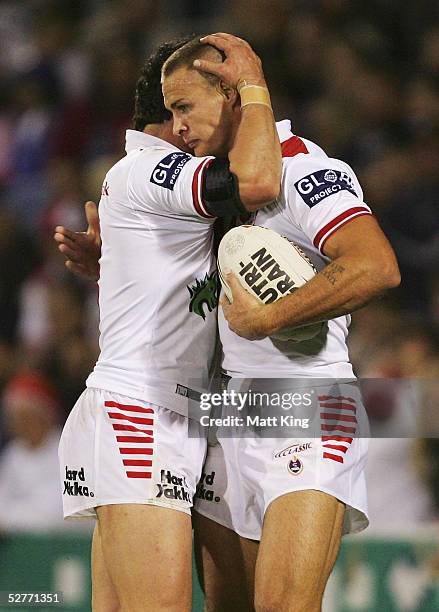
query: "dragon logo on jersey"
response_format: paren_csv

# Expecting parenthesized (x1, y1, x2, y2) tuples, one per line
(188, 271, 219, 320)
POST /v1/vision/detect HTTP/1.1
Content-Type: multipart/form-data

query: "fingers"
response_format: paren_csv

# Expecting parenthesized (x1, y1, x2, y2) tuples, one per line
(65, 260, 85, 274)
(65, 260, 96, 281)
(85, 201, 100, 237)
(194, 32, 263, 90)
(200, 33, 250, 49)
(193, 58, 226, 79)
(55, 230, 92, 261)
(226, 272, 246, 294)
(54, 231, 77, 250)
(219, 294, 230, 307)
(54, 226, 78, 242)
(58, 242, 76, 259)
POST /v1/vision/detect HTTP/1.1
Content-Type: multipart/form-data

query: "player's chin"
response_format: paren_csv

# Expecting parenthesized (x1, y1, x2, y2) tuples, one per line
(194, 139, 220, 158)
(193, 143, 207, 157)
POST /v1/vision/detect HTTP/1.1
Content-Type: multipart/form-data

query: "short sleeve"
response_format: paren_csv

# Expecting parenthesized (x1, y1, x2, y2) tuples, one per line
(128, 148, 216, 222)
(282, 155, 372, 253)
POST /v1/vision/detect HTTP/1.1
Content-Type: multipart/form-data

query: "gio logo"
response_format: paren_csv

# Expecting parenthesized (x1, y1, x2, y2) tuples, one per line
(150, 152, 191, 190)
(188, 271, 219, 320)
(294, 169, 357, 207)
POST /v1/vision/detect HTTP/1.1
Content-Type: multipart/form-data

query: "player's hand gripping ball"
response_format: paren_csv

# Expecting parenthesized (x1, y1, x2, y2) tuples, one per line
(218, 225, 325, 341)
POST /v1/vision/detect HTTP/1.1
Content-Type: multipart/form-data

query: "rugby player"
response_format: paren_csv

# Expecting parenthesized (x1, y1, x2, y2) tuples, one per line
(161, 38, 400, 612)
(58, 35, 400, 612)
(56, 34, 281, 612)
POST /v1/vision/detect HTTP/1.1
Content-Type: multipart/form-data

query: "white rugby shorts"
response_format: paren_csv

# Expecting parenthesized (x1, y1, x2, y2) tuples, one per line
(194, 382, 369, 538)
(59, 388, 206, 519)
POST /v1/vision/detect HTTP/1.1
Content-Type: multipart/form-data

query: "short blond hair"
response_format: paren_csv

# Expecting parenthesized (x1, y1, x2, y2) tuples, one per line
(161, 36, 224, 86)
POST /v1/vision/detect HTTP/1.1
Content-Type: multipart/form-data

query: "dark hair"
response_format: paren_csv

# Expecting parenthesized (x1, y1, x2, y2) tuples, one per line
(161, 36, 225, 87)
(132, 36, 193, 131)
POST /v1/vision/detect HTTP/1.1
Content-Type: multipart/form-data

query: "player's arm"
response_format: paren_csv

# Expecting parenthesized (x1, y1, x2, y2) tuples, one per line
(266, 215, 400, 331)
(53, 201, 101, 281)
(222, 215, 400, 340)
(195, 33, 281, 212)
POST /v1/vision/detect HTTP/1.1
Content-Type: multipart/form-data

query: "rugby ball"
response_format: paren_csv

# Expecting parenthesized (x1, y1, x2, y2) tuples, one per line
(218, 225, 324, 342)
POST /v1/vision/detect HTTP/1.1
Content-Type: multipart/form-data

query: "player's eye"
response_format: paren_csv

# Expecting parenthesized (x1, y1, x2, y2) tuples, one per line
(177, 104, 189, 113)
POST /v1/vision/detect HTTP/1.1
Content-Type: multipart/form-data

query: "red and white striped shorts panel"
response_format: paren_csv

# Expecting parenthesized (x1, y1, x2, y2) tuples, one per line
(319, 394, 358, 464)
(59, 388, 207, 519)
(105, 401, 154, 479)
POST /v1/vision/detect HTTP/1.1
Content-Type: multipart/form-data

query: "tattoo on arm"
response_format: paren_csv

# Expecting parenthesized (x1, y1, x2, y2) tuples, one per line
(321, 263, 345, 286)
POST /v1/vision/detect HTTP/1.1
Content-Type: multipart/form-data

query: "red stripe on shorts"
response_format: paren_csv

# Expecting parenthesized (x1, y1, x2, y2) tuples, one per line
(320, 412, 357, 423)
(123, 459, 153, 467)
(323, 452, 344, 463)
(119, 447, 153, 455)
(116, 435, 154, 443)
(321, 436, 353, 443)
(105, 401, 154, 414)
(319, 402, 356, 412)
(108, 412, 153, 426)
(126, 471, 152, 479)
(318, 395, 356, 403)
(111, 424, 153, 435)
(322, 444, 349, 453)
(321, 424, 356, 434)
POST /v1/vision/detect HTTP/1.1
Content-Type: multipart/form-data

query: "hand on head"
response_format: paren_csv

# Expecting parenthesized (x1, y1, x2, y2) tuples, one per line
(194, 33, 266, 90)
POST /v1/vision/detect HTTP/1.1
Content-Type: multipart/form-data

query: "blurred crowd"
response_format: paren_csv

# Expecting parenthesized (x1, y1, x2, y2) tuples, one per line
(1, 0, 439, 532)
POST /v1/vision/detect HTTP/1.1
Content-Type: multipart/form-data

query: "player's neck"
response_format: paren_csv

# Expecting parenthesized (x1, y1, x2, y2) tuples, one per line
(143, 122, 182, 149)
(143, 123, 169, 140)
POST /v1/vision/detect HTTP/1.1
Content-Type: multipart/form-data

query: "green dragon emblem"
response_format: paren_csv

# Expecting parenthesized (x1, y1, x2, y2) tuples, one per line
(188, 271, 219, 320)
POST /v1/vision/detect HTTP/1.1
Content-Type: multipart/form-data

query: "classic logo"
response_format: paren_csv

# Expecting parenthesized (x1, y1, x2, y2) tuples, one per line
(156, 469, 191, 503)
(63, 466, 94, 497)
(287, 456, 303, 476)
(150, 152, 191, 190)
(195, 470, 221, 503)
(294, 169, 357, 207)
(188, 271, 219, 320)
(274, 442, 312, 459)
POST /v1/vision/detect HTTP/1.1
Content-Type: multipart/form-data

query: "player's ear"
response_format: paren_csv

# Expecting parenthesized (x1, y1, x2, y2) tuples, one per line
(218, 80, 238, 106)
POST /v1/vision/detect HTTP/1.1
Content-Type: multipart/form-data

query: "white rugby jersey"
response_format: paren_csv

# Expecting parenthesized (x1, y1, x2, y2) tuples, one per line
(87, 130, 218, 415)
(220, 120, 372, 378)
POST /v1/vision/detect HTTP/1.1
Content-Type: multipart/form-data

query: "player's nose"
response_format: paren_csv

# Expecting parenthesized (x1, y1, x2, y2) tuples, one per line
(173, 116, 187, 136)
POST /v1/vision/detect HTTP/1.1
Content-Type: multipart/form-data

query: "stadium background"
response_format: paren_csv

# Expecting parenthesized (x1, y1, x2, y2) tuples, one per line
(1, 1, 439, 610)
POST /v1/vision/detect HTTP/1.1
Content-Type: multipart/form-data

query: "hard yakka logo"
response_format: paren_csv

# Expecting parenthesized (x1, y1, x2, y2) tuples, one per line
(63, 466, 94, 497)
(195, 470, 221, 503)
(156, 469, 191, 503)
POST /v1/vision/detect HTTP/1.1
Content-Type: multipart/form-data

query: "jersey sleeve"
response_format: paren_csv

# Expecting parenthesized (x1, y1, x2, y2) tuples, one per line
(128, 148, 216, 222)
(282, 155, 372, 253)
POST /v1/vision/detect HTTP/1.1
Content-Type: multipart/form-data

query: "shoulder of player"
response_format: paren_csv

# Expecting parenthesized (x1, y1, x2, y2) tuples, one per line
(126, 146, 194, 186)
(282, 143, 356, 180)
(280, 143, 363, 207)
